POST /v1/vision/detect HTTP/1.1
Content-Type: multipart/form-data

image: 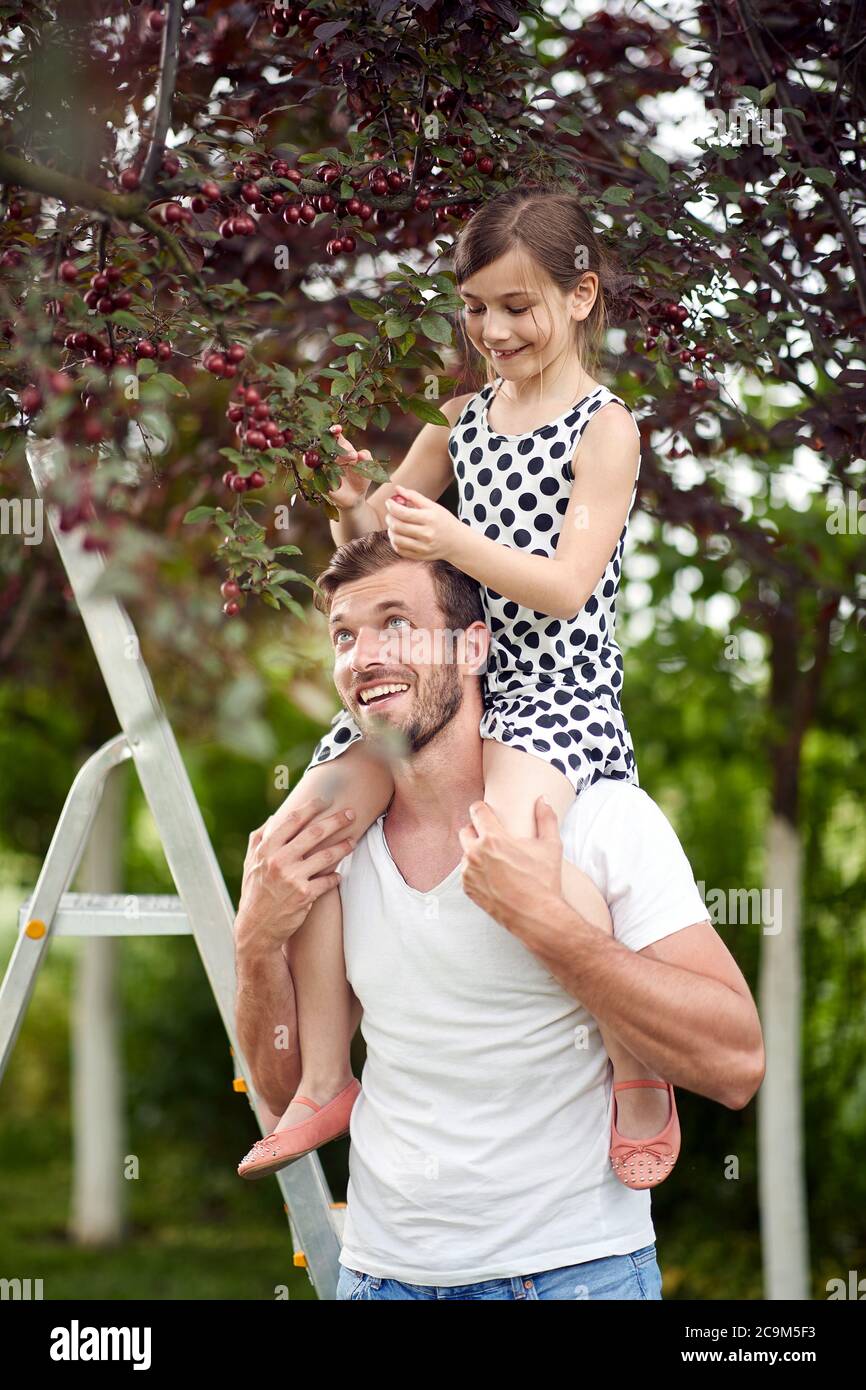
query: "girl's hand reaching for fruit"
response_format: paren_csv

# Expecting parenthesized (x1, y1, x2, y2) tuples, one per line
(325, 425, 374, 511)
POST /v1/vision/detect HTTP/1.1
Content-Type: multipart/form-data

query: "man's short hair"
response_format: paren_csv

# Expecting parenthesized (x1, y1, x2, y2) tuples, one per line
(313, 530, 485, 633)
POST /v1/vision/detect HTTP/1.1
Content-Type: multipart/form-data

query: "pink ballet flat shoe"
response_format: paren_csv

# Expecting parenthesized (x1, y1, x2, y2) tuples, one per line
(609, 1079, 680, 1190)
(238, 1078, 361, 1181)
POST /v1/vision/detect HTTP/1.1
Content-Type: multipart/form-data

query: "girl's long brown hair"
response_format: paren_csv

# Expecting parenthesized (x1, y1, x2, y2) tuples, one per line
(452, 184, 629, 392)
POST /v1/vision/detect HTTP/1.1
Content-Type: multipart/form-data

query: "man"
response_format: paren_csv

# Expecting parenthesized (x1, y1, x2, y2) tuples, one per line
(234, 533, 765, 1301)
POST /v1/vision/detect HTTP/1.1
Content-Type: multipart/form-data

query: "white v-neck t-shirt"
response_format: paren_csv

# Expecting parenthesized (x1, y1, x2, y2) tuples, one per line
(336, 776, 709, 1286)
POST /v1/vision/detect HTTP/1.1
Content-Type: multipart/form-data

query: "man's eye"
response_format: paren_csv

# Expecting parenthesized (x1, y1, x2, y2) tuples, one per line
(335, 617, 408, 642)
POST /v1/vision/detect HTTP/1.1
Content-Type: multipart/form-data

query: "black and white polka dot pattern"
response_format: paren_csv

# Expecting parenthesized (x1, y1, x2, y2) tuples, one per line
(306, 379, 642, 796)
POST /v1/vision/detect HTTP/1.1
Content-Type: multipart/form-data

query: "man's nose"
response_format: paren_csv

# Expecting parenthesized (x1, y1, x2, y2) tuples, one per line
(350, 625, 401, 670)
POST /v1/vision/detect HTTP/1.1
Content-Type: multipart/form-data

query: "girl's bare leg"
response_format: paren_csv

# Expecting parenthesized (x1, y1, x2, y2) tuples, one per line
(270, 739, 394, 1132)
(480, 741, 671, 1142)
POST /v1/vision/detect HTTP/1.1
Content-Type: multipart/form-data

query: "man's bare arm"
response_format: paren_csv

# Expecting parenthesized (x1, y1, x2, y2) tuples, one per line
(508, 899, 764, 1110)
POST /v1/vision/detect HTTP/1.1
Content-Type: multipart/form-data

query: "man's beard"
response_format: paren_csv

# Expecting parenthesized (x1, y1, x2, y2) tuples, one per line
(349, 664, 464, 756)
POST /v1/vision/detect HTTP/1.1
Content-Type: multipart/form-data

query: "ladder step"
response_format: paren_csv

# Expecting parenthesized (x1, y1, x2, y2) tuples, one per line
(18, 893, 190, 937)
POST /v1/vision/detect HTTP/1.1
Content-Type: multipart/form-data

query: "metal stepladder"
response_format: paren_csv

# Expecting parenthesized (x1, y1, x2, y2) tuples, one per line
(0, 439, 344, 1299)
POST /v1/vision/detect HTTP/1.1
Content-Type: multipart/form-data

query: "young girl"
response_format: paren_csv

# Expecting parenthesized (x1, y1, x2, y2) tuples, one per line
(238, 187, 680, 1191)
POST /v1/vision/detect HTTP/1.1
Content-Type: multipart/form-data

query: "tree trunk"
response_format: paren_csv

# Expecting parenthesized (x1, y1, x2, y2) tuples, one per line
(757, 809, 810, 1298)
(68, 759, 127, 1245)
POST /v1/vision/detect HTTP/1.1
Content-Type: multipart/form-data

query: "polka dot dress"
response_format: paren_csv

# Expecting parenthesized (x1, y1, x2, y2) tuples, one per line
(306, 378, 642, 796)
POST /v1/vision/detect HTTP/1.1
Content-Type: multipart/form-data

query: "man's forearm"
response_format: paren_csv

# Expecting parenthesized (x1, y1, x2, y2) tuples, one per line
(506, 894, 756, 1108)
(329, 498, 380, 546)
(234, 933, 301, 1115)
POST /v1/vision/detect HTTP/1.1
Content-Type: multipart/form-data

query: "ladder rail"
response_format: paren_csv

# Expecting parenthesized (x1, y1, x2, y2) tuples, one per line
(0, 736, 131, 1079)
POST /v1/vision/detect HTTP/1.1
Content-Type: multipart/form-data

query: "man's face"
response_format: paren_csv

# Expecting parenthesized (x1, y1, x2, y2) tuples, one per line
(328, 562, 485, 756)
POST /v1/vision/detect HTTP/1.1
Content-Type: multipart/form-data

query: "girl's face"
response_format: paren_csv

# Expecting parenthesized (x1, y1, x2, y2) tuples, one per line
(459, 247, 597, 378)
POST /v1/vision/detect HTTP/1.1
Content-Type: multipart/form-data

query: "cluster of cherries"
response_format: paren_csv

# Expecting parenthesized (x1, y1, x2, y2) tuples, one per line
(643, 302, 715, 387)
(220, 383, 295, 494)
(58, 260, 132, 316)
(203, 342, 246, 379)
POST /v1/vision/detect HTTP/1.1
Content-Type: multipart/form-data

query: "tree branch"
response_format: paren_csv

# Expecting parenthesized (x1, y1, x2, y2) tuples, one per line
(141, 0, 185, 187)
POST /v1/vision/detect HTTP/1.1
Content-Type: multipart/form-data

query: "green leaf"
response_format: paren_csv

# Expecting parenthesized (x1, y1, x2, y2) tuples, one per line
(141, 372, 189, 398)
(349, 298, 383, 322)
(385, 316, 411, 338)
(332, 332, 366, 346)
(183, 506, 219, 524)
(805, 167, 835, 186)
(406, 396, 450, 426)
(108, 310, 145, 330)
(418, 311, 452, 344)
(638, 149, 669, 188)
(556, 116, 583, 136)
(600, 185, 633, 205)
(269, 567, 318, 589)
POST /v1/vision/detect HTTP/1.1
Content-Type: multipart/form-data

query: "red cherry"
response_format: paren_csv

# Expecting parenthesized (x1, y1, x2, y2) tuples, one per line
(227, 404, 244, 422)
(220, 579, 241, 599)
(341, 234, 356, 253)
(206, 352, 226, 375)
(346, 197, 361, 215)
(135, 339, 156, 358)
(147, 11, 166, 32)
(223, 363, 237, 378)
(50, 371, 74, 394)
(247, 470, 266, 488)
(241, 182, 260, 205)
(162, 153, 180, 176)
(157, 342, 172, 360)
(114, 290, 132, 309)
(84, 288, 100, 309)
(477, 155, 494, 175)
(244, 387, 261, 406)
(223, 600, 240, 616)
(262, 421, 281, 439)
(226, 343, 245, 363)
(694, 378, 707, 391)
(218, 218, 235, 238)
(120, 168, 141, 191)
(252, 401, 270, 420)
(283, 204, 301, 224)
(461, 149, 477, 166)
(191, 195, 208, 213)
(106, 266, 121, 283)
(414, 193, 431, 211)
(96, 295, 114, 314)
(303, 448, 322, 469)
(163, 202, 184, 224)
(693, 346, 708, 360)
(21, 384, 43, 413)
(230, 474, 249, 492)
(299, 202, 317, 223)
(358, 202, 373, 220)
(91, 272, 110, 291)
(246, 429, 268, 450)
(201, 180, 220, 201)
(222, 470, 236, 488)
(59, 260, 78, 283)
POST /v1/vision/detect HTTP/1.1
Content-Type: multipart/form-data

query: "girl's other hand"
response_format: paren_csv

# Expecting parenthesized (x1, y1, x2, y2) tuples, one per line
(325, 424, 374, 511)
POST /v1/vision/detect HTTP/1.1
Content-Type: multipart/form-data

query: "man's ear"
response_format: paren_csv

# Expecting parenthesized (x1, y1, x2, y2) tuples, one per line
(458, 620, 491, 677)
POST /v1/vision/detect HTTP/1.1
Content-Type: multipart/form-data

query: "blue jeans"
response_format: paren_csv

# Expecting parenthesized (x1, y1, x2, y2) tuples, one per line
(336, 1242, 663, 1300)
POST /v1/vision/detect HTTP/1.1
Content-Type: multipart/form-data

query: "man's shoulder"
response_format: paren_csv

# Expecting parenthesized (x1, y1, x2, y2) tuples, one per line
(561, 778, 686, 864)
(562, 777, 656, 835)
